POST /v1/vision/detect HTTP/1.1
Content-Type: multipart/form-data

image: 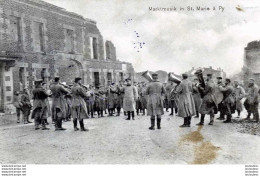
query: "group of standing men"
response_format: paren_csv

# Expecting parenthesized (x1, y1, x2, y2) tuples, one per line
(162, 71, 260, 128)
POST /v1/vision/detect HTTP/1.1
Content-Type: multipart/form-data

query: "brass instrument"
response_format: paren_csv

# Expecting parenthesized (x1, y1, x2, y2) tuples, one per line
(141, 70, 154, 82)
(168, 72, 182, 84)
(193, 68, 223, 104)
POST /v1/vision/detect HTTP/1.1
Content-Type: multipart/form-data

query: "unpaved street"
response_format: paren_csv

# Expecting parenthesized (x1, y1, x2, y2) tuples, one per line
(0, 111, 259, 164)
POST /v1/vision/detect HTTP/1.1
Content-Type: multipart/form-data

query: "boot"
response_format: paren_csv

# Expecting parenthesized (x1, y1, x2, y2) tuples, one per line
(136, 109, 139, 116)
(132, 111, 135, 120)
(117, 108, 121, 116)
(149, 119, 155, 130)
(17, 116, 20, 123)
(80, 120, 89, 131)
(101, 110, 104, 117)
(224, 115, 232, 123)
(91, 111, 94, 118)
(245, 113, 251, 120)
(196, 115, 205, 126)
(73, 119, 79, 131)
(208, 115, 214, 125)
(35, 124, 40, 130)
(217, 113, 225, 120)
(169, 108, 173, 116)
(157, 118, 161, 129)
(195, 111, 199, 118)
(126, 112, 131, 120)
(41, 122, 50, 130)
(142, 109, 145, 116)
(187, 116, 191, 127)
(180, 118, 188, 127)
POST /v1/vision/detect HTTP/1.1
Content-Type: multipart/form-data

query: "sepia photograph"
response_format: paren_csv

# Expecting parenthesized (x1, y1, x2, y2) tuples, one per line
(0, 0, 259, 174)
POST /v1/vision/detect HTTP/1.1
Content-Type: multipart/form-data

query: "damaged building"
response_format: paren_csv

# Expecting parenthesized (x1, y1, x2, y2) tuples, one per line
(0, 0, 134, 112)
(243, 40, 260, 86)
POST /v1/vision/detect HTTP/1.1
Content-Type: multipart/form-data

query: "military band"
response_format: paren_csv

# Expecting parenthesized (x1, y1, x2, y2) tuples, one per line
(12, 69, 260, 132)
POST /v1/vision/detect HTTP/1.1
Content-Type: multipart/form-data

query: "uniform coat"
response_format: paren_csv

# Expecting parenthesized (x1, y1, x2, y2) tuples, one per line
(123, 85, 138, 112)
(199, 79, 217, 114)
(71, 83, 89, 120)
(146, 81, 166, 116)
(31, 87, 49, 121)
(234, 85, 245, 111)
(192, 84, 202, 112)
(176, 79, 196, 118)
(50, 82, 69, 120)
(219, 85, 235, 115)
(139, 86, 147, 109)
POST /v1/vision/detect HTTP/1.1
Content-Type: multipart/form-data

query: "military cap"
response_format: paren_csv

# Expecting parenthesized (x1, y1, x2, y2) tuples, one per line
(249, 78, 255, 81)
(216, 76, 222, 79)
(75, 77, 82, 82)
(54, 77, 60, 82)
(182, 73, 188, 77)
(207, 73, 213, 77)
(152, 73, 158, 76)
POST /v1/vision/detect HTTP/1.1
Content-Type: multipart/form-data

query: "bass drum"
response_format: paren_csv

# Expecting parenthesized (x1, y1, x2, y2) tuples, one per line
(214, 86, 224, 104)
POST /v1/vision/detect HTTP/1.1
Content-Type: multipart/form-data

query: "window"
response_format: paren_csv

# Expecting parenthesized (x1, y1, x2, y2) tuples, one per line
(107, 72, 112, 82)
(9, 16, 21, 43)
(5, 76, 11, 81)
(65, 29, 74, 53)
(6, 86, 11, 92)
(90, 37, 98, 59)
(33, 21, 44, 52)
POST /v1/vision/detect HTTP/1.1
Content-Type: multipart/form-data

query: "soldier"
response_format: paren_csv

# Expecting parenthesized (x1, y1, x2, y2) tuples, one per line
(31, 80, 49, 130)
(196, 73, 217, 126)
(50, 77, 70, 131)
(244, 78, 259, 123)
(176, 74, 196, 127)
(218, 78, 235, 123)
(134, 82, 141, 115)
(116, 80, 124, 116)
(20, 87, 33, 124)
(146, 73, 165, 130)
(106, 81, 116, 116)
(192, 78, 202, 118)
(216, 77, 226, 120)
(139, 82, 147, 116)
(233, 81, 245, 118)
(169, 82, 179, 116)
(86, 85, 95, 118)
(166, 81, 175, 115)
(123, 78, 138, 120)
(71, 77, 89, 131)
(13, 91, 22, 123)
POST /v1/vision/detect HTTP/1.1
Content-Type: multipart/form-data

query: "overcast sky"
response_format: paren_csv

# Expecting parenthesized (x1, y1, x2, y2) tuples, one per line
(44, 0, 260, 76)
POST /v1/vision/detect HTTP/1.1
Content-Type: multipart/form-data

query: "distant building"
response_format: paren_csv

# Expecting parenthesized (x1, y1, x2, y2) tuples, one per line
(243, 40, 260, 86)
(185, 66, 226, 80)
(0, 0, 134, 112)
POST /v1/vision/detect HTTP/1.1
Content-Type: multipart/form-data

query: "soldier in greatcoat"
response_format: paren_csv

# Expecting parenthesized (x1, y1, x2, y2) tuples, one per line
(50, 77, 70, 131)
(139, 82, 147, 116)
(123, 78, 138, 120)
(192, 78, 202, 118)
(176, 74, 196, 127)
(106, 81, 117, 116)
(31, 80, 49, 130)
(218, 78, 235, 123)
(233, 81, 245, 118)
(115, 81, 124, 116)
(216, 77, 226, 120)
(146, 73, 166, 130)
(244, 78, 259, 123)
(166, 81, 175, 115)
(71, 77, 89, 131)
(196, 73, 218, 126)
(20, 87, 33, 124)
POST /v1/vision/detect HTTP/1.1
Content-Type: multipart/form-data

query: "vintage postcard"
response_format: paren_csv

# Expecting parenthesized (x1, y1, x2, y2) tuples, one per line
(0, 0, 259, 175)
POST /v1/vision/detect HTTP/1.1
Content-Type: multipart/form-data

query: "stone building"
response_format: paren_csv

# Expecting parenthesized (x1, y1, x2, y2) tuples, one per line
(243, 40, 260, 86)
(0, 0, 134, 112)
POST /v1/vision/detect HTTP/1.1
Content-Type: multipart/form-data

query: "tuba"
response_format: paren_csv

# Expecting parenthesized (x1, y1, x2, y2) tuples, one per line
(142, 70, 154, 82)
(193, 68, 223, 104)
(168, 72, 182, 84)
